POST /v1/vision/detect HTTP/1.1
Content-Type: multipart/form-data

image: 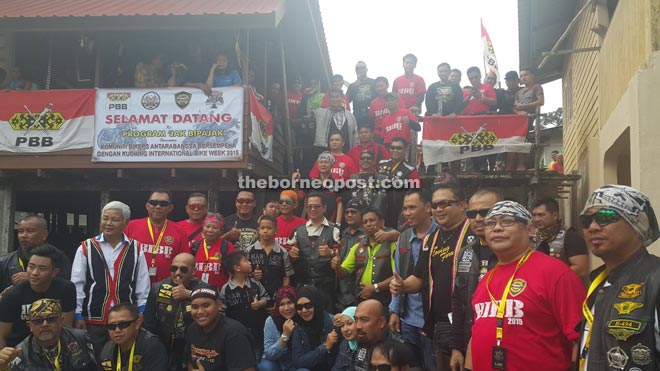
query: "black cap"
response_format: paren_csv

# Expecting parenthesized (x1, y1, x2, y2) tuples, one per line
(191, 287, 220, 301)
(384, 92, 398, 101)
(345, 198, 367, 213)
(504, 71, 519, 80)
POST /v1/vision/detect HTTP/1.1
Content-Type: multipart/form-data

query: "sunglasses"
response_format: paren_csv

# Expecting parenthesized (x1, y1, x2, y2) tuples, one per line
(466, 208, 491, 219)
(579, 209, 620, 229)
(30, 316, 59, 326)
(389, 146, 404, 151)
(170, 265, 190, 273)
(187, 204, 207, 211)
(485, 217, 520, 229)
(296, 302, 314, 311)
(236, 198, 255, 205)
(278, 199, 294, 205)
(371, 366, 392, 371)
(106, 319, 136, 331)
(148, 200, 171, 207)
(431, 200, 458, 210)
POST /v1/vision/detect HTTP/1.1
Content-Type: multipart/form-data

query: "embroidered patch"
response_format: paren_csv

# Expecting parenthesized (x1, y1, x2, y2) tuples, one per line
(619, 283, 644, 299)
(164, 236, 174, 245)
(608, 319, 642, 331)
(508, 279, 526, 297)
(607, 347, 628, 370)
(608, 328, 635, 341)
(630, 343, 652, 365)
(613, 301, 644, 315)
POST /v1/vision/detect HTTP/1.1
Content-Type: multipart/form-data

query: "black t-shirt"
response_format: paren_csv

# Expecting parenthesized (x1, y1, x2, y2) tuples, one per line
(222, 214, 259, 252)
(347, 78, 376, 118)
(246, 243, 293, 298)
(184, 316, 257, 371)
(0, 277, 76, 346)
(536, 227, 588, 258)
(425, 80, 463, 116)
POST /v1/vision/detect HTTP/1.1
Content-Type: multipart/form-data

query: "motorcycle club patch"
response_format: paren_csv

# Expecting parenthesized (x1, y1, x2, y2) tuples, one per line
(508, 279, 526, 297)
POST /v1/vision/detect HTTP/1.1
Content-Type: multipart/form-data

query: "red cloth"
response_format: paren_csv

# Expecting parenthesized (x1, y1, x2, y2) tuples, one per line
(550, 162, 564, 174)
(125, 218, 188, 284)
(275, 215, 307, 248)
(287, 90, 303, 118)
(308, 153, 357, 180)
(381, 108, 418, 145)
(347, 142, 391, 171)
(321, 92, 351, 111)
(193, 239, 235, 289)
(369, 96, 389, 138)
(471, 251, 585, 371)
(462, 83, 496, 115)
(176, 220, 204, 246)
(392, 74, 426, 110)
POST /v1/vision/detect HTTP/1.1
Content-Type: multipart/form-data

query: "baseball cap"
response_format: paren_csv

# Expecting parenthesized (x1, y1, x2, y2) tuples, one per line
(345, 198, 367, 213)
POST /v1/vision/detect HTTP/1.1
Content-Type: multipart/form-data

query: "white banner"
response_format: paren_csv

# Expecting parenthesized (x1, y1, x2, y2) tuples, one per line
(93, 88, 244, 162)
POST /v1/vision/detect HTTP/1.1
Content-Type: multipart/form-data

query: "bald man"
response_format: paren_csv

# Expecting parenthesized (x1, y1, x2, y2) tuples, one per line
(143, 253, 209, 371)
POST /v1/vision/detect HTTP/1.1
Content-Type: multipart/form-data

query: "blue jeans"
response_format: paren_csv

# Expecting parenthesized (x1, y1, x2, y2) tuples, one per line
(258, 359, 309, 371)
(401, 321, 435, 370)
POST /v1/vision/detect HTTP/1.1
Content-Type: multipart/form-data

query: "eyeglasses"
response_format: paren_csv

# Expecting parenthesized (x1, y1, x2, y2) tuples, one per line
(485, 217, 520, 229)
(30, 316, 59, 326)
(236, 198, 255, 205)
(106, 319, 136, 331)
(278, 199, 294, 205)
(371, 365, 392, 371)
(148, 200, 171, 207)
(170, 265, 190, 273)
(466, 208, 491, 219)
(360, 157, 374, 161)
(296, 302, 314, 311)
(431, 200, 458, 210)
(187, 204, 207, 211)
(389, 146, 404, 151)
(306, 204, 323, 210)
(579, 209, 620, 229)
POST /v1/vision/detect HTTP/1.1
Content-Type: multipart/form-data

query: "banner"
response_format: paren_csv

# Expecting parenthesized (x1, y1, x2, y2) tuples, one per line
(93, 88, 243, 162)
(422, 115, 532, 164)
(248, 89, 273, 161)
(481, 19, 500, 82)
(0, 89, 94, 152)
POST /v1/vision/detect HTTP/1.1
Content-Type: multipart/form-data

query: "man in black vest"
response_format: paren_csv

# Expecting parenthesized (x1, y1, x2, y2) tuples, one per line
(143, 252, 208, 371)
(288, 192, 341, 312)
(100, 303, 168, 371)
(335, 198, 367, 312)
(531, 197, 589, 279)
(579, 185, 660, 371)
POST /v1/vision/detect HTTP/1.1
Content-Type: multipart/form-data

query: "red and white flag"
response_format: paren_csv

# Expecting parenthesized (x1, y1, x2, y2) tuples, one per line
(0, 89, 94, 152)
(249, 89, 273, 161)
(422, 115, 532, 164)
(481, 19, 500, 83)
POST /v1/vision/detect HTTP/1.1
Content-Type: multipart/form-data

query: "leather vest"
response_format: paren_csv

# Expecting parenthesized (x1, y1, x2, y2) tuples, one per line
(532, 227, 568, 264)
(354, 239, 394, 305)
(100, 328, 159, 371)
(12, 328, 98, 371)
(397, 228, 416, 279)
(337, 228, 365, 309)
(587, 250, 660, 371)
(293, 223, 339, 284)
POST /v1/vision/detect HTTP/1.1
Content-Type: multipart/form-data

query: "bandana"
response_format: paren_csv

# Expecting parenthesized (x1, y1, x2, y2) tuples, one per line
(340, 306, 358, 351)
(535, 223, 562, 242)
(191, 287, 219, 301)
(317, 152, 335, 165)
(29, 299, 62, 320)
(581, 184, 660, 247)
(204, 213, 224, 229)
(486, 201, 532, 223)
(280, 190, 298, 203)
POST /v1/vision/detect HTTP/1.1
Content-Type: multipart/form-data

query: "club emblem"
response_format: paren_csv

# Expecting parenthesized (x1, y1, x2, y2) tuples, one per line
(613, 301, 644, 315)
(619, 283, 644, 299)
(509, 279, 526, 297)
(141, 91, 160, 110)
(174, 91, 192, 109)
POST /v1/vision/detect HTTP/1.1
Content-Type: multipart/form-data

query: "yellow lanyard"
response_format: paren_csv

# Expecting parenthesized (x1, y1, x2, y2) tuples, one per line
(116, 342, 136, 371)
(18, 256, 25, 271)
(45, 340, 62, 371)
(147, 219, 167, 267)
(578, 269, 608, 370)
(203, 240, 210, 262)
(485, 249, 532, 346)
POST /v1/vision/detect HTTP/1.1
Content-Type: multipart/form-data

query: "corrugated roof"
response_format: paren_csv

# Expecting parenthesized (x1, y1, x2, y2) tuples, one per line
(0, 0, 284, 18)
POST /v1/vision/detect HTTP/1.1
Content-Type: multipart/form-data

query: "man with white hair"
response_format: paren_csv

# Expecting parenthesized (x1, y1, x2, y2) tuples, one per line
(71, 201, 150, 355)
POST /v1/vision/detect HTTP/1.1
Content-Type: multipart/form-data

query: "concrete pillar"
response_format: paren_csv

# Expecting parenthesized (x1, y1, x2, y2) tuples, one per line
(0, 181, 16, 255)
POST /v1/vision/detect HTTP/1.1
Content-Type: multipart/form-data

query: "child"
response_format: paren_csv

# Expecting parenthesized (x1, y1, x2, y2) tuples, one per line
(246, 216, 294, 304)
(262, 198, 281, 218)
(381, 93, 421, 146)
(220, 251, 270, 358)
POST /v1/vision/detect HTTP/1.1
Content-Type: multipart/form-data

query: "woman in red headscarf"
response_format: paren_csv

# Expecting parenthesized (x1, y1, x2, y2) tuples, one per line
(191, 213, 235, 289)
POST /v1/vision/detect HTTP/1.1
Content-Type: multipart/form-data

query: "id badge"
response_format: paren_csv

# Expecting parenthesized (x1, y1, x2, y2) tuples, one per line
(148, 266, 157, 277)
(492, 346, 506, 370)
(447, 312, 453, 324)
(201, 273, 209, 283)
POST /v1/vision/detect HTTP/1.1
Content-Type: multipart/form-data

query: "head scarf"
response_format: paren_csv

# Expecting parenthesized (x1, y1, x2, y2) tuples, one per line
(340, 306, 358, 351)
(486, 200, 532, 224)
(272, 286, 297, 332)
(295, 286, 326, 348)
(581, 184, 660, 247)
(29, 299, 62, 320)
(317, 152, 336, 165)
(280, 190, 298, 203)
(204, 213, 224, 229)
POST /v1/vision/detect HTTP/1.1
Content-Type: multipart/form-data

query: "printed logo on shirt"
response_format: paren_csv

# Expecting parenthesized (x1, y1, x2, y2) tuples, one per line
(398, 88, 415, 96)
(373, 107, 388, 119)
(508, 279, 527, 297)
(432, 246, 454, 262)
(138, 243, 174, 258)
(385, 122, 403, 133)
(191, 345, 219, 363)
(20, 304, 30, 320)
(474, 299, 525, 326)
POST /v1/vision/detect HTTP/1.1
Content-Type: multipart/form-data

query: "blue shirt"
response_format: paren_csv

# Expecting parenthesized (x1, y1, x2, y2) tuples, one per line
(213, 70, 241, 87)
(389, 220, 438, 328)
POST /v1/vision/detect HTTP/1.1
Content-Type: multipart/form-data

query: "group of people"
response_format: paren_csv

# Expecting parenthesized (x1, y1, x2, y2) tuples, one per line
(0, 181, 658, 371)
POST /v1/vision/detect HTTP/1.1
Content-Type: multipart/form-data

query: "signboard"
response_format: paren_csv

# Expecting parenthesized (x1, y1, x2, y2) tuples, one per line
(93, 88, 243, 162)
(0, 89, 94, 152)
(422, 115, 532, 164)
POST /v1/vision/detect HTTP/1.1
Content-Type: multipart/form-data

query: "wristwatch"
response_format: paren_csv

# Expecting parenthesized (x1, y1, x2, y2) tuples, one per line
(374, 283, 379, 293)
(281, 334, 289, 342)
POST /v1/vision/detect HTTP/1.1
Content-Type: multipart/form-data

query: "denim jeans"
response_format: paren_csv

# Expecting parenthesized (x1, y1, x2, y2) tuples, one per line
(400, 321, 435, 370)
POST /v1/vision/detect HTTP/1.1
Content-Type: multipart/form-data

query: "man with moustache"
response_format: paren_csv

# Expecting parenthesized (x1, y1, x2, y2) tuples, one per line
(177, 192, 209, 246)
(335, 198, 367, 312)
(143, 253, 209, 371)
(449, 189, 502, 371)
(390, 184, 474, 371)
(578, 185, 660, 371)
(388, 189, 438, 370)
(222, 191, 259, 252)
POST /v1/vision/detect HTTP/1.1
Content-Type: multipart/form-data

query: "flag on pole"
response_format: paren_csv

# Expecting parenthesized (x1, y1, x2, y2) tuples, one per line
(249, 89, 274, 161)
(481, 19, 500, 82)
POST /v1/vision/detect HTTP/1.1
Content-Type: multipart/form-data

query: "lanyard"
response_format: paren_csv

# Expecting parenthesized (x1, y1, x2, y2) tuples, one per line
(147, 219, 167, 268)
(485, 249, 533, 346)
(45, 340, 62, 371)
(116, 341, 136, 371)
(18, 255, 25, 271)
(578, 269, 609, 370)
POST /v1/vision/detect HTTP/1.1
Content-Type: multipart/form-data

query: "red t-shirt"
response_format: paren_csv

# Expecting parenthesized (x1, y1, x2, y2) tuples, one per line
(287, 90, 304, 118)
(194, 239, 235, 290)
(462, 84, 496, 115)
(369, 97, 389, 138)
(309, 153, 357, 180)
(321, 92, 351, 111)
(392, 74, 426, 110)
(347, 142, 391, 170)
(471, 251, 585, 371)
(381, 108, 418, 145)
(275, 215, 307, 248)
(550, 162, 564, 174)
(176, 220, 204, 247)
(125, 218, 188, 284)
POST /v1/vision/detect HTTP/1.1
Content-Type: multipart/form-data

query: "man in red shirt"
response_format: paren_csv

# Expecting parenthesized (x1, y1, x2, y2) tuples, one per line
(347, 124, 390, 170)
(275, 190, 306, 248)
(322, 74, 351, 111)
(392, 54, 426, 116)
(381, 93, 421, 146)
(191, 213, 235, 290)
(369, 77, 390, 142)
(309, 132, 357, 180)
(177, 192, 209, 247)
(286, 76, 304, 119)
(465, 201, 585, 371)
(125, 190, 188, 284)
(462, 66, 496, 115)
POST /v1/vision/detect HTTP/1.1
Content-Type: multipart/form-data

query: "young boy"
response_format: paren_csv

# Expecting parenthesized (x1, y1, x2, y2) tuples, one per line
(262, 198, 281, 218)
(381, 93, 421, 146)
(220, 251, 270, 357)
(246, 216, 294, 302)
(347, 124, 391, 169)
